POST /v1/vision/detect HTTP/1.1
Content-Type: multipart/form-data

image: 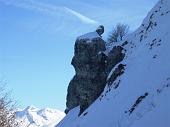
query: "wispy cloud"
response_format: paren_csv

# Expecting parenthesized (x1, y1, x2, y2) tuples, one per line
(64, 7, 98, 24)
(0, 0, 98, 24)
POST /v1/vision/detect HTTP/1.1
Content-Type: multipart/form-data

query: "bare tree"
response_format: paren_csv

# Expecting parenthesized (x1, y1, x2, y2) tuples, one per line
(107, 23, 129, 43)
(0, 85, 18, 127)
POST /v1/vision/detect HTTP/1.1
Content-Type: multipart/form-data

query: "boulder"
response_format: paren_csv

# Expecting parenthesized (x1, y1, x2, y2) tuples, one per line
(96, 25, 104, 36)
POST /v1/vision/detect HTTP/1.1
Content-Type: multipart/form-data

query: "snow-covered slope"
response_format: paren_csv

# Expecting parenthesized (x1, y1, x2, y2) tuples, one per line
(16, 105, 65, 127)
(57, 0, 170, 127)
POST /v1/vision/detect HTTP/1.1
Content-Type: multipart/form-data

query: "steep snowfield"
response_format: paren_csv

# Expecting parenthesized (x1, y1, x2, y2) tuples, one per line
(16, 105, 65, 127)
(57, 0, 170, 127)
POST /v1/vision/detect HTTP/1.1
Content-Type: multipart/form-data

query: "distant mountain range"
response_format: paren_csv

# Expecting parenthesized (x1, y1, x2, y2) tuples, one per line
(15, 105, 65, 127)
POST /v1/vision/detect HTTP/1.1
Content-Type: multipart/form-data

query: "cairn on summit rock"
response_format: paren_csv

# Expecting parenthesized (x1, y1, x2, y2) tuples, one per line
(96, 25, 104, 36)
(65, 25, 125, 115)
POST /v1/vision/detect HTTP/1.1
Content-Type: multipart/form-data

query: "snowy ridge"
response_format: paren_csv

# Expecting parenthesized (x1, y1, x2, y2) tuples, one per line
(57, 0, 170, 127)
(16, 105, 65, 127)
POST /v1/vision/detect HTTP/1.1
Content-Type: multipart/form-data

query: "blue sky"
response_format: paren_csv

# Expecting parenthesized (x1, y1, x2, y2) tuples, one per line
(0, 0, 157, 111)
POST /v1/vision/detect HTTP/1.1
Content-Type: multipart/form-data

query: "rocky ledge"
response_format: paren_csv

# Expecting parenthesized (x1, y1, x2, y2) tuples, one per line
(65, 26, 125, 115)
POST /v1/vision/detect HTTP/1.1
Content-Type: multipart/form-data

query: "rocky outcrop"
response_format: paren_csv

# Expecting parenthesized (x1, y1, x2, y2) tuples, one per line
(65, 26, 125, 115)
(107, 46, 125, 72)
(107, 63, 126, 86)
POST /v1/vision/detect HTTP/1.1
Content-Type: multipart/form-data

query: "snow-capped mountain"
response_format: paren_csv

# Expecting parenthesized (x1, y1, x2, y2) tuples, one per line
(57, 0, 170, 127)
(15, 105, 65, 127)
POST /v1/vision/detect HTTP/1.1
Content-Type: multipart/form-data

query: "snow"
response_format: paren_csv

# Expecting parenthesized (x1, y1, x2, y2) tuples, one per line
(77, 31, 100, 41)
(56, 0, 170, 127)
(16, 105, 65, 127)
(57, 107, 80, 127)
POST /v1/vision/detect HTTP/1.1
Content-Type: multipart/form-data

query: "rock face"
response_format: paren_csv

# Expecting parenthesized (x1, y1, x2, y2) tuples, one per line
(107, 46, 125, 72)
(65, 26, 125, 115)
